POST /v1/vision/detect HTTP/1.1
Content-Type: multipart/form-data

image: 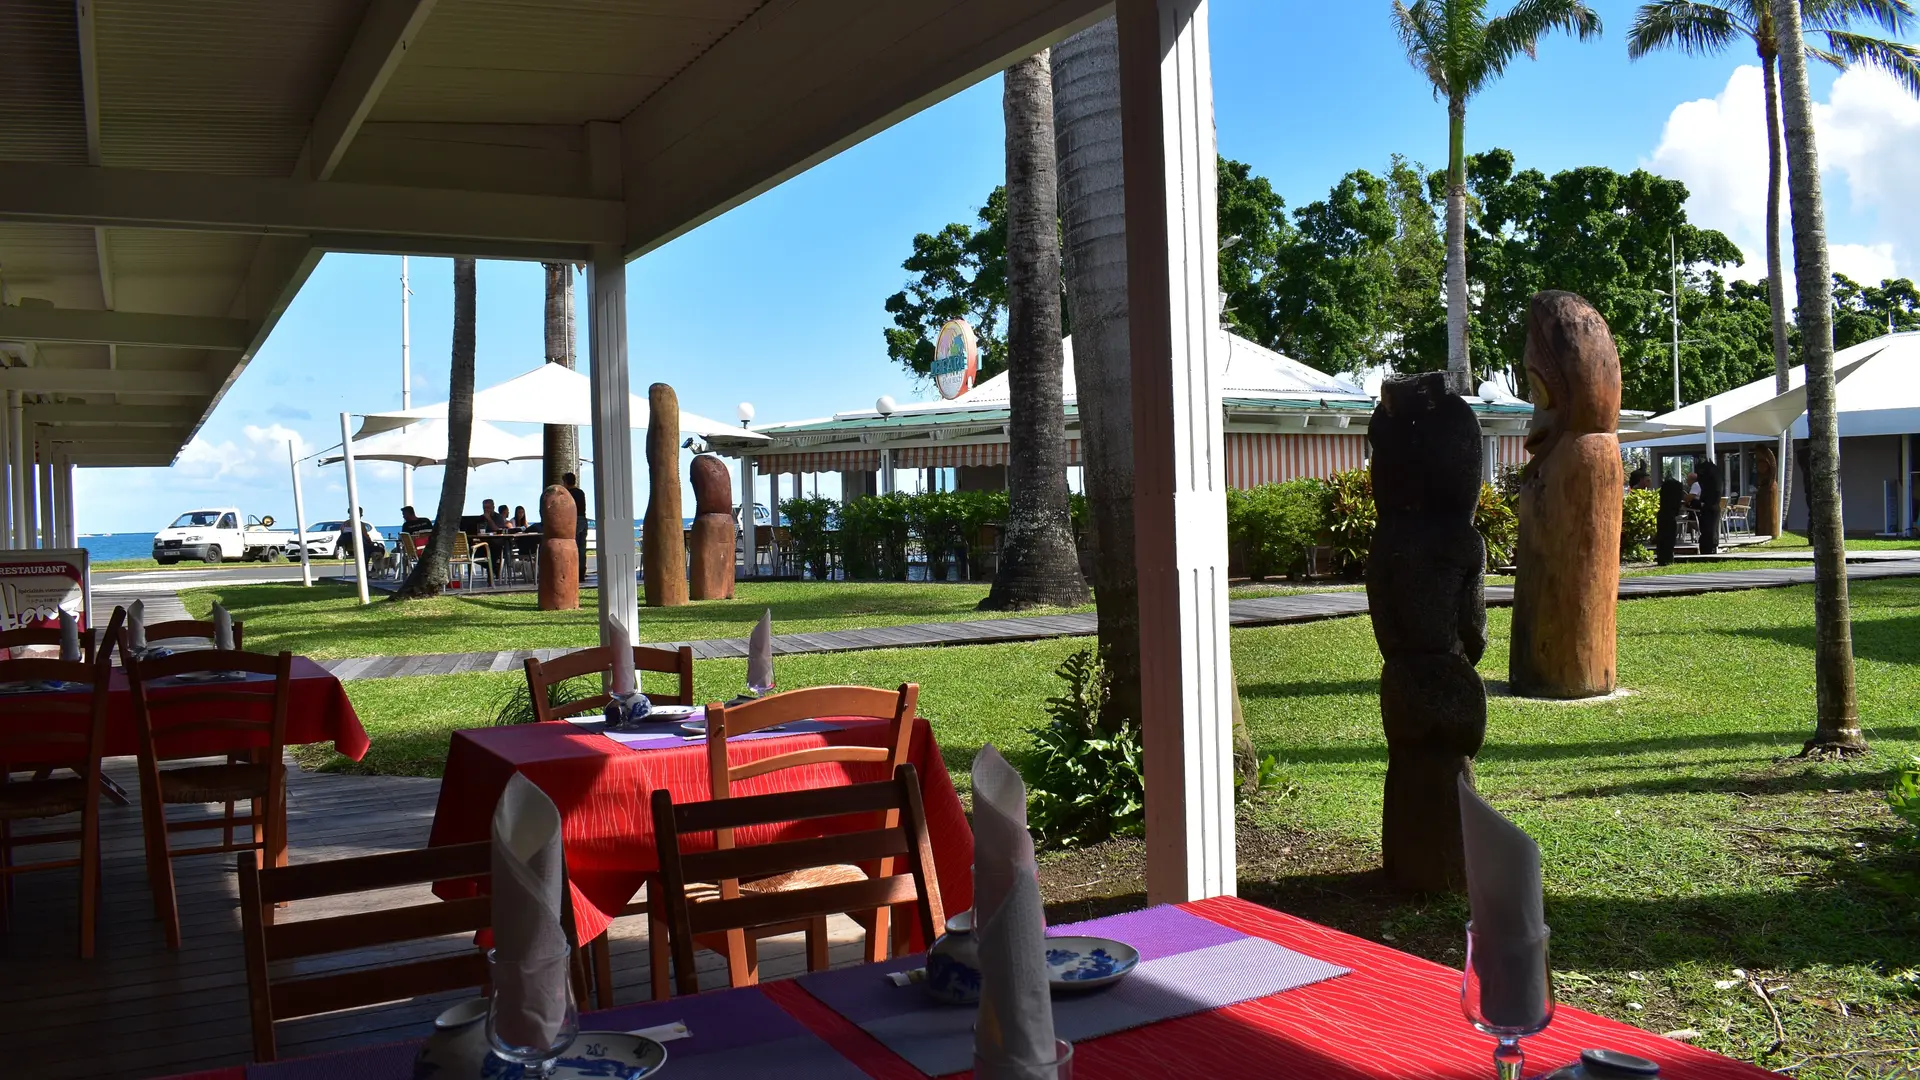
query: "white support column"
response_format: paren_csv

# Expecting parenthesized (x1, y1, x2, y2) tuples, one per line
(880, 448, 895, 495)
(290, 439, 313, 587)
(1902, 432, 1913, 536)
(340, 412, 371, 605)
(742, 456, 758, 576)
(57, 452, 74, 548)
(26, 432, 43, 547)
(7, 392, 24, 548)
(768, 470, 782, 577)
(587, 242, 638, 651)
(1119, 0, 1236, 904)
(0, 394, 11, 547)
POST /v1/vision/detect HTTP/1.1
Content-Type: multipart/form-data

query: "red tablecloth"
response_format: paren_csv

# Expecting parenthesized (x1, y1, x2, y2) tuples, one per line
(427, 717, 974, 943)
(3, 657, 368, 764)
(150, 895, 1777, 1080)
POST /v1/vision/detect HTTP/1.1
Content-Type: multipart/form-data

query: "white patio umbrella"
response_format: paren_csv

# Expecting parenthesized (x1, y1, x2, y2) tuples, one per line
(320, 418, 542, 468)
(353, 362, 767, 442)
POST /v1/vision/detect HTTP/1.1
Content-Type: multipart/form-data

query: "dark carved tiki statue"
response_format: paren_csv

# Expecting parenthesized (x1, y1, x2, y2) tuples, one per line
(1509, 291, 1623, 699)
(688, 455, 736, 601)
(643, 383, 688, 608)
(1754, 444, 1780, 538)
(1656, 478, 1685, 565)
(1366, 371, 1487, 893)
(1697, 458, 1723, 556)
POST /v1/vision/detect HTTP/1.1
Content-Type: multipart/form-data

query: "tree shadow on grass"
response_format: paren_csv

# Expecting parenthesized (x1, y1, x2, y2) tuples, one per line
(1558, 762, 1908, 800)
(1240, 678, 1380, 700)
(1264, 727, 1914, 768)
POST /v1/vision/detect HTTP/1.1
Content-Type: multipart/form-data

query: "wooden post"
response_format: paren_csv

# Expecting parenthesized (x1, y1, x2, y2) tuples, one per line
(643, 383, 688, 607)
(1118, 0, 1236, 904)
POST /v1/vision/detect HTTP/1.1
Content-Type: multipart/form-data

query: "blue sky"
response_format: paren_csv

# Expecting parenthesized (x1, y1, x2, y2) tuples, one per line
(76, 0, 1917, 535)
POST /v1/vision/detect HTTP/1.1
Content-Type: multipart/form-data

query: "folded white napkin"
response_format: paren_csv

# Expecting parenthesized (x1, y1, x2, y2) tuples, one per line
(59, 609, 81, 662)
(212, 604, 234, 651)
(491, 773, 571, 1051)
(1458, 775, 1550, 1029)
(971, 746, 1057, 1079)
(608, 623, 635, 696)
(747, 608, 774, 692)
(128, 599, 146, 651)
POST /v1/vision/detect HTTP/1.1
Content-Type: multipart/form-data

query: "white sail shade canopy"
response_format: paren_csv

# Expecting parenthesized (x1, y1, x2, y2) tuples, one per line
(320, 418, 545, 469)
(354, 362, 765, 442)
(1625, 333, 1916, 443)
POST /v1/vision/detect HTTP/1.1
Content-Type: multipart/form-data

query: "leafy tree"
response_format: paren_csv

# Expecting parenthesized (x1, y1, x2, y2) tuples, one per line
(541, 262, 578, 490)
(1216, 158, 1294, 349)
(1775, 0, 1862, 755)
(1630, 0, 1919, 534)
(394, 258, 476, 601)
(883, 187, 1010, 381)
(1393, 0, 1605, 392)
(1833, 274, 1920, 347)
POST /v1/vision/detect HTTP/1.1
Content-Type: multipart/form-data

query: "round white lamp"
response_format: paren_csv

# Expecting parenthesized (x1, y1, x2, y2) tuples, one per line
(737, 401, 756, 427)
(876, 395, 898, 416)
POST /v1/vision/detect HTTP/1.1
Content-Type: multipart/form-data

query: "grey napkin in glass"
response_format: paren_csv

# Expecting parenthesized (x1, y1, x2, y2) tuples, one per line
(1458, 775, 1549, 1028)
(747, 608, 774, 691)
(971, 745, 1057, 1078)
(59, 609, 81, 661)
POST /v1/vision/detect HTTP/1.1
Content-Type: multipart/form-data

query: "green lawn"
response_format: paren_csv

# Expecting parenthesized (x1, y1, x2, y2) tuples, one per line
(178, 581, 1091, 660)
(93, 557, 305, 572)
(303, 578, 1920, 1075)
(1756, 530, 1920, 552)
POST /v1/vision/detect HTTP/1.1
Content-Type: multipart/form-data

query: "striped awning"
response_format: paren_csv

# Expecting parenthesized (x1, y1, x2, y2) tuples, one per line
(893, 441, 1083, 469)
(1225, 433, 1369, 488)
(1493, 435, 1530, 469)
(756, 450, 882, 475)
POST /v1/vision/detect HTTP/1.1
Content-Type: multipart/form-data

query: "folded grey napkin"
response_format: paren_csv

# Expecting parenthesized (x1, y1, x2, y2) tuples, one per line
(1458, 775, 1550, 1030)
(748, 608, 774, 692)
(971, 746, 1057, 1079)
(491, 773, 571, 1051)
(213, 604, 235, 650)
(59, 609, 81, 662)
(128, 599, 146, 651)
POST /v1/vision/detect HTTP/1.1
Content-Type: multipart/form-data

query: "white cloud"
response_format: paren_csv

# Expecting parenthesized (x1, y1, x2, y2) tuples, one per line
(177, 424, 311, 484)
(1647, 65, 1917, 287)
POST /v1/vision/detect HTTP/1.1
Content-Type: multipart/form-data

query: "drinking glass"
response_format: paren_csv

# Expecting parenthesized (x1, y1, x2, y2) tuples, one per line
(1461, 923, 1554, 1080)
(974, 1037, 1073, 1080)
(487, 948, 579, 1078)
(748, 675, 774, 698)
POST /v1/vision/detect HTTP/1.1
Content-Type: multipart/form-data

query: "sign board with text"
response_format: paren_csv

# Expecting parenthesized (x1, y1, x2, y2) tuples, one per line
(0, 548, 91, 633)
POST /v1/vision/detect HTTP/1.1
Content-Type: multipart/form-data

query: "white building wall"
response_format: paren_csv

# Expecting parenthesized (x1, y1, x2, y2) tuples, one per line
(1788, 434, 1905, 535)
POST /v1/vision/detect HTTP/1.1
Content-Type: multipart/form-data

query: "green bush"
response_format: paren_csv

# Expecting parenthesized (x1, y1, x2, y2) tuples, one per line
(782, 494, 839, 581)
(1622, 488, 1659, 562)
(492, 673, 599, 725)
(1476, 482, 1518, 569)
(1323, 467, 1375, 578)
(1881, 757, 1920, 896)
(840, 492, 914, 580)
(1227, 478, 1328, 580)
(908, 491, 970, 580)
(1024, 647, 1145, 849)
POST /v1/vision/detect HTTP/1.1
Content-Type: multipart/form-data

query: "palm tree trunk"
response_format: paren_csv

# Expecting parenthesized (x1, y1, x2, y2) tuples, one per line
(1445, 96, 1472, 395)
(1773, 0, 1863, 754)
(393, 257, 477, 600)
(1052, 20, 1139, 731)
(1762, 52, 1794, 537)
(983, 50, 1089, 611)
(541, 262, 577, 491)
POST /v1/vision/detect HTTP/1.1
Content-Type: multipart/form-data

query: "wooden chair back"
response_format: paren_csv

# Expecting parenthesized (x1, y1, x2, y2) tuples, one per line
(127, 649, 293, 766)
(237, 842, 494, 1061)
(0, 626, 96, 665)
(0, 652, 112, 773)
(141, 618, 245, 650)
(651, 764, 944, 997)
(704, 684, 918, 802)
(522, 644, 696, 721)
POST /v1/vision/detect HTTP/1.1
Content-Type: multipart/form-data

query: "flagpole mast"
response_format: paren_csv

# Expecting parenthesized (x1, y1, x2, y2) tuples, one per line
(1671, 233, 1682, 411)
(400, 256, 414, 508)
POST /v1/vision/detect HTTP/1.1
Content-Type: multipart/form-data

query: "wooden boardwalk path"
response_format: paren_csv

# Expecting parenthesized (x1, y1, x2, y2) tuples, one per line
(318, 560, 1920, 682)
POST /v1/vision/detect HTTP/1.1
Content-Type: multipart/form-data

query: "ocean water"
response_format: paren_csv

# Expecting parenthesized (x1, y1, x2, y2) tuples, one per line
(77, 526, 402, 563)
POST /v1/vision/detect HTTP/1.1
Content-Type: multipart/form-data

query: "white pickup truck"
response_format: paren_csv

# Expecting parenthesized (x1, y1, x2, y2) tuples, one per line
(151, 508, 297, 565)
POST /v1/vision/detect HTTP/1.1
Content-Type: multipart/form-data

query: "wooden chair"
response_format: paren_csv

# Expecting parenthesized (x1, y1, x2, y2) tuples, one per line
(522, 643, 694, 1004)
(651, 763, 944, 998)
(142, 618, 245, 651)
(127, 648, 293, 949)
(521, 644, 696, 722)
(237, 842, 494, 1062)
(12, 608, 130, 805)
(668, 683, 919, 994)
(0, 637, 116, 958)
(0, 623, 98, 664)
(451, 533, 492, 589)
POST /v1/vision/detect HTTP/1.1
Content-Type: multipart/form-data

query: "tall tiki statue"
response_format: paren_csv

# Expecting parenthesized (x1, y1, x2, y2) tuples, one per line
(537, 485, 580, 611)
(644, 382, 688, 607)
(1510, 291, 1623, 698)
(688, 455, 736, 600)
(1366, 371, 1487, 893)
(1697, 457, 1723, 556)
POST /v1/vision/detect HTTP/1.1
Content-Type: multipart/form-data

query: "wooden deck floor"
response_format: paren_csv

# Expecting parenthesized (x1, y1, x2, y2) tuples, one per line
(1, 761, 873, 1080)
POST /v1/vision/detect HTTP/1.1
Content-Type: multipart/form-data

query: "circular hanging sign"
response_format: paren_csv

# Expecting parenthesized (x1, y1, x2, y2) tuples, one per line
(932, 319, 979, 400)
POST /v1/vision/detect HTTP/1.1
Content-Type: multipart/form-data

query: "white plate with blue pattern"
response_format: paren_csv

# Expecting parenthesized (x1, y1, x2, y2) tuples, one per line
(479, 1031, 667, 1078)
(1043, 936, 1139, 992)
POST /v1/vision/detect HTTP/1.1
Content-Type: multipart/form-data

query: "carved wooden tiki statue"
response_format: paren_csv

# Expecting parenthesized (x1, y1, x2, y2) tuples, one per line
(538, 485, 580, 611)
(688, 455, 736, 600)
(643, 382, 688, 607)
(1509, 291, 1622, 698)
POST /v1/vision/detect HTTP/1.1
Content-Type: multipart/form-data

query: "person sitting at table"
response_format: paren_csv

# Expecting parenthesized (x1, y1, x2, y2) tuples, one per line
(400, 505, 433, 534)
(512, 505, 529, 531)
(479, 499, 503, 532)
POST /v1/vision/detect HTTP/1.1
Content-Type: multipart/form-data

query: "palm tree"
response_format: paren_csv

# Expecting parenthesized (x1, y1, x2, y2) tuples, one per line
(540, 262, 578, 491)
(1628, 0, 1919, 537)
(1773, 0, 1866, 754)
(392, 258, 477, 600)
(1393, 0, 1603, 394)
(983, 50, 1089, 611)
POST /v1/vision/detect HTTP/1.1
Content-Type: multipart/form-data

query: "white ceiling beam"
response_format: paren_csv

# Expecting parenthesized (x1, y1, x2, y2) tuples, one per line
(27, 403, 200, 426)
(73, 454, 177, 467)
(620, 0, 1110, 255)
(304, 0, 440, 181)
(0, 368, 219, 395)
(0, 160, 624, 245)
(314, 232, 592, 264)
(74, 0, 102, 166)
(0, 306, 251, 350)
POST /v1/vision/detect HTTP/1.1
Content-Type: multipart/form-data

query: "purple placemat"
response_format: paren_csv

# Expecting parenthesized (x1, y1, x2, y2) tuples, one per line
(588, 718, 845, 752)
(243, 986, 870, 1079)
(798, 904, 1351, 1077)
